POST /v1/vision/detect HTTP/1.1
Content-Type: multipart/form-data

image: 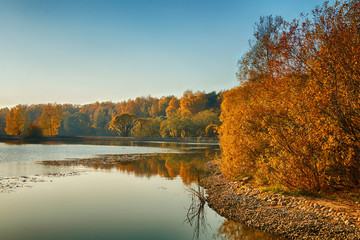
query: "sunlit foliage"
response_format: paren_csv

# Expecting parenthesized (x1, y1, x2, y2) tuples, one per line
(180, 90, 208, 116)
(166, 97, 180, 117)
(39, 104, 63, 136)
(0, 90, 222, 139)
(219, 0, 360, 193)
(5, 105, 25, 135)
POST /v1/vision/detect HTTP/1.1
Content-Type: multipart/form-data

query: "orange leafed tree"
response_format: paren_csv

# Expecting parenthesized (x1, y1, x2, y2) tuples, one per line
(219, 0, 360, 193)
(5, 106, 25, 135)
(166, 97, 180, 117)
(180, 90, 208, 116)
(39, 104, 63, 136)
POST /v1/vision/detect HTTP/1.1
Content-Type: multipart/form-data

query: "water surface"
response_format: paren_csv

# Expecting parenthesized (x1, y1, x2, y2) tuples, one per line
(0, 140, 280, 240)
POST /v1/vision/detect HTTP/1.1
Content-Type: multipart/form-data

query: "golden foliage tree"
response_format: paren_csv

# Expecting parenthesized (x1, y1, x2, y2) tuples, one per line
(166, 97, 180, 117)
(219, 0, 360, 193)
(180, 90, 208, 116)
(5, 106, 25, 135)
(39, 104, 63, 136)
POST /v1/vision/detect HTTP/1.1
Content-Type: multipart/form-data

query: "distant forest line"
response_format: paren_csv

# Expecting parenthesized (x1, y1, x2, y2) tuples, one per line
(0, 90, 222, 139)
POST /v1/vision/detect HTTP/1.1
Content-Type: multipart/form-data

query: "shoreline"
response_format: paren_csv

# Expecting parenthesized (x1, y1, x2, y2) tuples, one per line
(0, 135, 219, 144)
(201, 161, 360, 240)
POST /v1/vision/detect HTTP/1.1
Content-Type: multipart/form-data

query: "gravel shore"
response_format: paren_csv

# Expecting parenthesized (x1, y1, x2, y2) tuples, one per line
(201, 161, 360, 240)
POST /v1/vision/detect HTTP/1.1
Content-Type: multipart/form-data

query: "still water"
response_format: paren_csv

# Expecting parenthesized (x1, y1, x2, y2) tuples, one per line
(0, 140, 280, 240)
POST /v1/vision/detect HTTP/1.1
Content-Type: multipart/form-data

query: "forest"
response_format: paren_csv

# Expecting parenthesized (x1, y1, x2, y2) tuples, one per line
(219, 0, 360, 193)
(0, 90, 222, 139)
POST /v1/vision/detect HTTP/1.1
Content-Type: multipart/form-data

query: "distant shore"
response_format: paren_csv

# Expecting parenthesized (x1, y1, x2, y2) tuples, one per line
(201, 161, 360, 240)
(0, 135, 219, 144)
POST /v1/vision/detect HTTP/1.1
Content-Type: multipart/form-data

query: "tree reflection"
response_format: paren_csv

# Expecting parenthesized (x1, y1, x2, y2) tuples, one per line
(113, 153, 212, 184)
(185, 183, 209, 240)
(216, 220, 281, 240)
(41, 152, 213, 185)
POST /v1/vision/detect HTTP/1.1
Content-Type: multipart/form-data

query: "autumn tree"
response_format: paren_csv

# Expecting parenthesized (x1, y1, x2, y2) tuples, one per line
(5, 106, 25, 135)
(109, 113, 138, 137)
(23, 105, 44, 129)
(219, 0, 360, 193)
(166, 97, 180, 117)
(39, 104, 63, 136)
(158, 96, 172, 116)
(149, 99, 160, 118)
(180, 90, 208, 116)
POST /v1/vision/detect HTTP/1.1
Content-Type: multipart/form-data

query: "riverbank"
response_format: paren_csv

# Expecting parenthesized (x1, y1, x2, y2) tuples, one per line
(0, 135, 219, 144)
(201, 161, 360, 240)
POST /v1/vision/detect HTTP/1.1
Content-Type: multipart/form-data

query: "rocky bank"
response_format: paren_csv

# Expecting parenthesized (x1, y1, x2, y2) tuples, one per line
(201, 161, 360, 240)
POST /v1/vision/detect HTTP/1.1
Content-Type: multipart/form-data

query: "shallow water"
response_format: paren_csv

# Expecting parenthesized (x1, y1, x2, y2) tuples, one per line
(0, 140, 280, 240)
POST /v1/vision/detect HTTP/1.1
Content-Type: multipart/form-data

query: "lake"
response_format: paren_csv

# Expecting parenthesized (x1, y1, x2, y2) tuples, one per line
(0, 140, 280, 240)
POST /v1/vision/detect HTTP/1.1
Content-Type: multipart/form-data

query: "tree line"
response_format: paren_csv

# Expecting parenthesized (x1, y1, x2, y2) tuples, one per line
(0, 90, 222, 139)
(219, 0, 360, 193)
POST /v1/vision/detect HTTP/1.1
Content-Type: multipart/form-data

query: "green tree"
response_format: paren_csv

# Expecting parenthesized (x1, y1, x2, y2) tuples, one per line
(193, 110, 220, 137)
(205, 124, 218, 138)
(160, 117, 196, 138)
(0, 108, 9, 134)
(62, 112, 91, 136)
(109, 113, 138, 137)
(131, 117, 163, 137)
(22, 124, 43, 138)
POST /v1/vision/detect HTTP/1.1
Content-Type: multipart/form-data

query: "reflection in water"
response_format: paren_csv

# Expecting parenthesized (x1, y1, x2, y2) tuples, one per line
(216, 220, 282, 240)
(112, 153, 211, 185)
(16, 142, 279, 240)
(185, 184, 208, 240)
(42, 152, 214, 185)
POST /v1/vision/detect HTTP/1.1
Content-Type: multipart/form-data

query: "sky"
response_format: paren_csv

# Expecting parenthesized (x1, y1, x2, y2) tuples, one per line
(0, 0, 326, 108)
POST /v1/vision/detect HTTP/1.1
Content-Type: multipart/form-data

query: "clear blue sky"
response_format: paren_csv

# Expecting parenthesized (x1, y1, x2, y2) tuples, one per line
(0, 0, 326, 108)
